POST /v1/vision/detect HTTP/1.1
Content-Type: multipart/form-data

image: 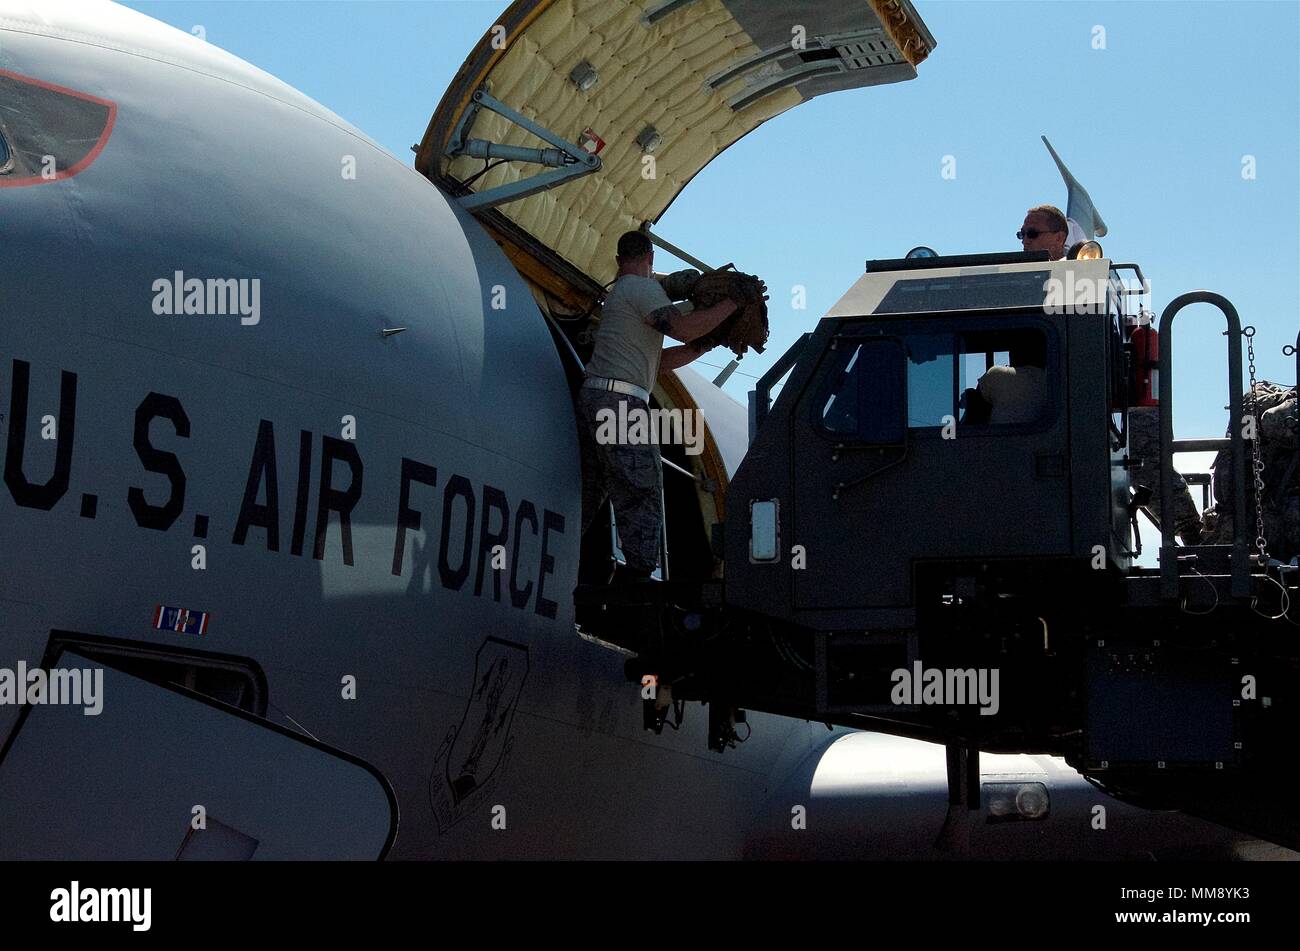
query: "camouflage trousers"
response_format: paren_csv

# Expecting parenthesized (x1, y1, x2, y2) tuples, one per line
(1129, 406, 1203, 537)
(575, 389, 663, 574)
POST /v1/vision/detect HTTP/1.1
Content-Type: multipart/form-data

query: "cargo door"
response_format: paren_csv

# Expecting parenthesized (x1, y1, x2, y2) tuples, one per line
(0, 650, 396, 860)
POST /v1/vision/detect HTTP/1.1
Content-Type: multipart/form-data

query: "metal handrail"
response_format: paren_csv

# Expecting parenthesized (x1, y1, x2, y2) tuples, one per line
(751, 333, 810, 442)
(1289, 331, 1300, 399)
(1157, 292, 1250, 599)
(1109, 262, 1150, 299)
(1293, 331, 1300, 436)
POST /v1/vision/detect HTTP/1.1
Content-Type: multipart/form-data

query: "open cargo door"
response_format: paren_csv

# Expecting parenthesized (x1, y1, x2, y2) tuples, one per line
(420, 0, 937, 581)
(417, 0, 936, 308)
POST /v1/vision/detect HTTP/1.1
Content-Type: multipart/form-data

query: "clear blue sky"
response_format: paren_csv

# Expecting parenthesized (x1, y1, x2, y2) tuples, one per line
(125, 0, 1298, 445)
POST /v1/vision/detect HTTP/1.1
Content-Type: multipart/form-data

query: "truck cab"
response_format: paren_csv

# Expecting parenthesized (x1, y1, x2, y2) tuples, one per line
(728, 251, 1135, 635)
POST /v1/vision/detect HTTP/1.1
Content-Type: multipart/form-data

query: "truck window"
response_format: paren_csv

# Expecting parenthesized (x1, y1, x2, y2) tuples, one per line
(818, 339, 906, 444)
(906, 334, 955, 428)
(816, 327, 1051, 440)
(958, 328, 1049, 427)
(873, 271, 1053, 314)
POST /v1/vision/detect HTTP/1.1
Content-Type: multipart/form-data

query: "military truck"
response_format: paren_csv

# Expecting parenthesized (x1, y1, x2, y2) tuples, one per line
(579, 248, 1300, 848)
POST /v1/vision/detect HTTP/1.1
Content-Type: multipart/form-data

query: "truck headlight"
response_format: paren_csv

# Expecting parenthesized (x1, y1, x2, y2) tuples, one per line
(984, 782, 1051, 822)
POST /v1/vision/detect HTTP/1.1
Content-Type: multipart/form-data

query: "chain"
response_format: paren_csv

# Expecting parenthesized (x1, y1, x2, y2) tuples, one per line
(1244, 326, 1268, 562)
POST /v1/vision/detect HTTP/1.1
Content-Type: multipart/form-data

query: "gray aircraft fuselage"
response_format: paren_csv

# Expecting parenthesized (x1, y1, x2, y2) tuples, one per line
(0, 0, 1277, 861)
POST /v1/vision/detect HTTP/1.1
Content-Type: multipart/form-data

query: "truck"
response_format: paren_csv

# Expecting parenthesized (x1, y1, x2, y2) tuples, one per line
(578, 248, 1300, 849)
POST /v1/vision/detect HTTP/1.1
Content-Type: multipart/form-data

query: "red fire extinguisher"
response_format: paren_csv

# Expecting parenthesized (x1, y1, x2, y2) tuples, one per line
(1129, 313, 1159, 407)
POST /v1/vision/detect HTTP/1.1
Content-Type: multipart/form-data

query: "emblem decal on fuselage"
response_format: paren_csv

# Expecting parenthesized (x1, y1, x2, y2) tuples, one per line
(429, 636, 529, 833)
(152, 603, 210, 636)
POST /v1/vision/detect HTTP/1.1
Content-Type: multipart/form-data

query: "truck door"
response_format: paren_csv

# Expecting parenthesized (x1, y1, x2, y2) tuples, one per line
(790, 317, 1070, 615)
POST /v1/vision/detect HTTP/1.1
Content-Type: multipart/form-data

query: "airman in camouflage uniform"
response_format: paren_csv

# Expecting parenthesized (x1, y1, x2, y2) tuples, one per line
(576, 390, 665, 575)
(576, 231, 740, 578)
(1128, 405, 1204, 544)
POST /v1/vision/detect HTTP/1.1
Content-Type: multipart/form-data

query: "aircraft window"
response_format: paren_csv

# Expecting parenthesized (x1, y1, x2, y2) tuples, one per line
(0, 71, 115, 184)
(873, 271, 1052, 315)
(46, 633, 266, 716)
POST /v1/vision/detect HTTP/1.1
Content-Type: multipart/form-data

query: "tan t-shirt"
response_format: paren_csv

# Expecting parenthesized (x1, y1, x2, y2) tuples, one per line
(585, 275, 692, 394)
(977, 365, 1046, 424)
